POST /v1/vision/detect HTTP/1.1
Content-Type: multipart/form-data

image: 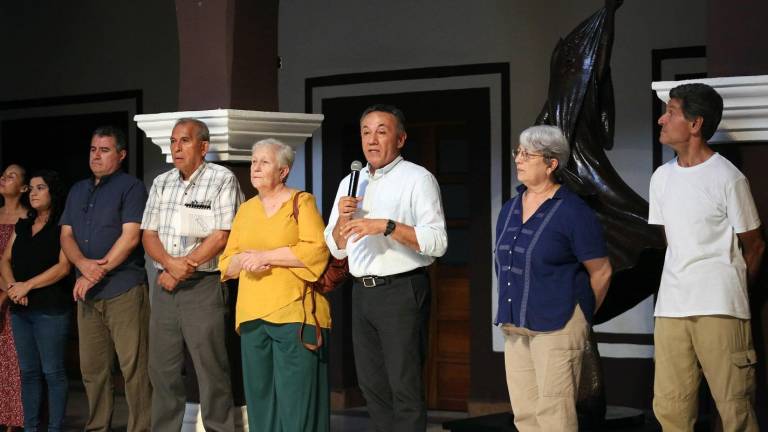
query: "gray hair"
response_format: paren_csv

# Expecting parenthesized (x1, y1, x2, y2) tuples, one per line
(174, 118, 210, 142)
(251, 138, 295, 182)
(518, 125, 570, 173)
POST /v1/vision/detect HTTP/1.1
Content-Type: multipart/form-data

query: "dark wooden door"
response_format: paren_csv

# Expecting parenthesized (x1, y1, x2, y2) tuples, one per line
(408, 121, 472, 410)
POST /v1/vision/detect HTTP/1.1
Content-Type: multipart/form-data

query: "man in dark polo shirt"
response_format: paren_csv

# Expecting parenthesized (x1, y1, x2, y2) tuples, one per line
(60, 126, 151, 432)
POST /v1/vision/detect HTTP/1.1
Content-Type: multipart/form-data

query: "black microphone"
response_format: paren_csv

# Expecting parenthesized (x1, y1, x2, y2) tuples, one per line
(348, 160, 363, 196)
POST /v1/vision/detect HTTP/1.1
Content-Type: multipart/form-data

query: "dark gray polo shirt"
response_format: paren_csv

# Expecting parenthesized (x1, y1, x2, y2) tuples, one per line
(60, 170, 148, 299)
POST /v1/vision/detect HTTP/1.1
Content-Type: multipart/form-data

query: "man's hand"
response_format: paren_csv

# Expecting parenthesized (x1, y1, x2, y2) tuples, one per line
(77, 258, 109, 283)
(72, 276, 96, 301)
(337, 196, 362, 221)
(157, 271, 180, 292)
(163, 256, 198, 281)
(340, 218, 387, 242)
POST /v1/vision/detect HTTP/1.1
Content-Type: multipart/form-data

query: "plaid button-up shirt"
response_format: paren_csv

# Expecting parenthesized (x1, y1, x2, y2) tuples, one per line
(141, 162, 244, 272)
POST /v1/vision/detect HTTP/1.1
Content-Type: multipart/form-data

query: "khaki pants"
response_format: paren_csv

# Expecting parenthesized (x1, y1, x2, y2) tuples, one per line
(502, 305, 588, 432)
(78, 283, 152, 432)
(653, 316, 758, 432)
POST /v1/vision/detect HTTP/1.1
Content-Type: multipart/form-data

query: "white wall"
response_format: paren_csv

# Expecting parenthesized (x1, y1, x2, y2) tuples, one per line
(278, 0, 708, 356)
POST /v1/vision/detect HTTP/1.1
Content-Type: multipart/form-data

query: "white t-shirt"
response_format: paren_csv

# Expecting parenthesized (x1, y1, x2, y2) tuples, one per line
(648, 153, 761, 319)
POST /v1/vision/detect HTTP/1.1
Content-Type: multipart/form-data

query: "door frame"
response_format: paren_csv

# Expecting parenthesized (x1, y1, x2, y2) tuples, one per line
(0, 90, 144, 179)
(304, 63, 513, 407)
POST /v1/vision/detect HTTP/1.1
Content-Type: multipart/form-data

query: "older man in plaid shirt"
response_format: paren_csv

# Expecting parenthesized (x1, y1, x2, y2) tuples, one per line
(141, 118, 243, 432)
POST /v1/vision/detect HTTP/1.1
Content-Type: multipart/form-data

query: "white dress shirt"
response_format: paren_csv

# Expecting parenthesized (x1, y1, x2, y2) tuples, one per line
(324, 156, 448, 277)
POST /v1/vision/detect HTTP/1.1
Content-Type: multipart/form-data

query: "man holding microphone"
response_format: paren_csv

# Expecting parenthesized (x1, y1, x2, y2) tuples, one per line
(325, 104, 448, 432)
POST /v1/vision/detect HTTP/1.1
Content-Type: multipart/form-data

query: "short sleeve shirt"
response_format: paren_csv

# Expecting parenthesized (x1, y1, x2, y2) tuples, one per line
(60, 171, 148, 299)
(648, 153, 761, 319)
(141, 162, 243, 272)
(494, 184, 607, 331)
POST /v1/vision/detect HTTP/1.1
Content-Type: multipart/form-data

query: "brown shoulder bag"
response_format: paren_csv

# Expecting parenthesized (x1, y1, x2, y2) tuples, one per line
(292, 191, 350, 351)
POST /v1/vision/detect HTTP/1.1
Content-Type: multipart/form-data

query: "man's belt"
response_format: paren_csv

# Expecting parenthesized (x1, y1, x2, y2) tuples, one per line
(159, 270, 220, 277)
(355, 267, 426, 288)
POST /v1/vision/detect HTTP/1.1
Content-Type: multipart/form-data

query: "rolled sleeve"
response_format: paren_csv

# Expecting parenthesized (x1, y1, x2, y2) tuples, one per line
(411, 173, 448, 257)
(323, 177, 349, 259)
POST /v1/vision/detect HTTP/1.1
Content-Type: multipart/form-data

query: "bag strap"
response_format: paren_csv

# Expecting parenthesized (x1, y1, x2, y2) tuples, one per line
(291, 191, 301, 222)
(292, 190, 324, 351)
(299, 288, 324, 351)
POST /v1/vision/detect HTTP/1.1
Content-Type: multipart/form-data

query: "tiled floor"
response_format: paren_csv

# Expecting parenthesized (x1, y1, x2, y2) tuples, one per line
(59, 381, 464, 431)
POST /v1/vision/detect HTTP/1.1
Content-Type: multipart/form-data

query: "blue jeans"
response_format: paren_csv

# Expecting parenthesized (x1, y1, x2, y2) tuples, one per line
(10, 308, 71, 432)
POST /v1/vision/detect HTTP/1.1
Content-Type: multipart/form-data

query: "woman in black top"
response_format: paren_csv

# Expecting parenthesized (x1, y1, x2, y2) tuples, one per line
(0, 170, 71, 432)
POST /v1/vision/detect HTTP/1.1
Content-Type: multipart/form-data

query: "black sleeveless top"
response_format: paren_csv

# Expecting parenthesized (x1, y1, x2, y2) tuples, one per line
(10, 218, 70, 313)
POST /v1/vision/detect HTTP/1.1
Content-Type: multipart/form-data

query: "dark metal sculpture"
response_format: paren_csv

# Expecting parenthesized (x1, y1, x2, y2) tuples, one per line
(534, 1, 666, 426)
(536, 0, 665, 324)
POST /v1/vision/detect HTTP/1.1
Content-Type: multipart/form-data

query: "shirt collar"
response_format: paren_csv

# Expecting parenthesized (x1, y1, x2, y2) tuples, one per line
(89, 170, 120, 191)
(177, 161, 207, 184)
(515, 182, 569, 200)
(365, 155, 403, 179)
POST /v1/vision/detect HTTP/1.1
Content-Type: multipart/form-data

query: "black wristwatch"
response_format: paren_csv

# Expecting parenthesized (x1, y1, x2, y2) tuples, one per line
(384, 219, 396, 236)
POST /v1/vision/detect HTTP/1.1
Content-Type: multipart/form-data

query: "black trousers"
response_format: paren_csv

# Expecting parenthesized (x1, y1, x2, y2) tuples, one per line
(352, 271, 431, 432)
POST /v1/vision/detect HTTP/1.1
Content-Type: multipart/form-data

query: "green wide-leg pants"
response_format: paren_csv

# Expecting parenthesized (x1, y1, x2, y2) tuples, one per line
(240, 319, 329, 432)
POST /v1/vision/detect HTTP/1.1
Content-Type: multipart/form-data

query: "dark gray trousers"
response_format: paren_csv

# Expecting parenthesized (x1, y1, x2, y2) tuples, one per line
(351, 272, 431, 432)
(148, 272, 235, 432)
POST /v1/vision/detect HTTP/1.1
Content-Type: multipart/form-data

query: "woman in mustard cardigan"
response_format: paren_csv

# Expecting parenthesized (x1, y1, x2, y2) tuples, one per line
(219, 138, 330, 432)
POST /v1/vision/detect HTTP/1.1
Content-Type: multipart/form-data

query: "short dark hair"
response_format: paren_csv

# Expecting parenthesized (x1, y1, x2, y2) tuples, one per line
(92, 125, 127, 152)
(174, 118, 210, 142)
(669, 83, 723, 141)
(28, 169, 67, 224)
(359, 104, 406, 134)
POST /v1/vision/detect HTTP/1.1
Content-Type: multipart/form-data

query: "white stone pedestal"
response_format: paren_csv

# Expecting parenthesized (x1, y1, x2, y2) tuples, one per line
(134, 109, 323, 161)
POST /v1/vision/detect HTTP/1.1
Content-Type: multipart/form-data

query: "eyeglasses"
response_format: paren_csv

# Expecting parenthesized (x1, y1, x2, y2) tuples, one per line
(513, 149, 546, 161)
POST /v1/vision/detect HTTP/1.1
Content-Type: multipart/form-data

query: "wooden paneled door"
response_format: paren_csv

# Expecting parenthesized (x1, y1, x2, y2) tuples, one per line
(409, 122, 472, 411)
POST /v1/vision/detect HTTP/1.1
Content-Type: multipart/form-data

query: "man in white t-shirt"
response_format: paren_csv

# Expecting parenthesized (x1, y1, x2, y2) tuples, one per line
(649, 83, 765, 431)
